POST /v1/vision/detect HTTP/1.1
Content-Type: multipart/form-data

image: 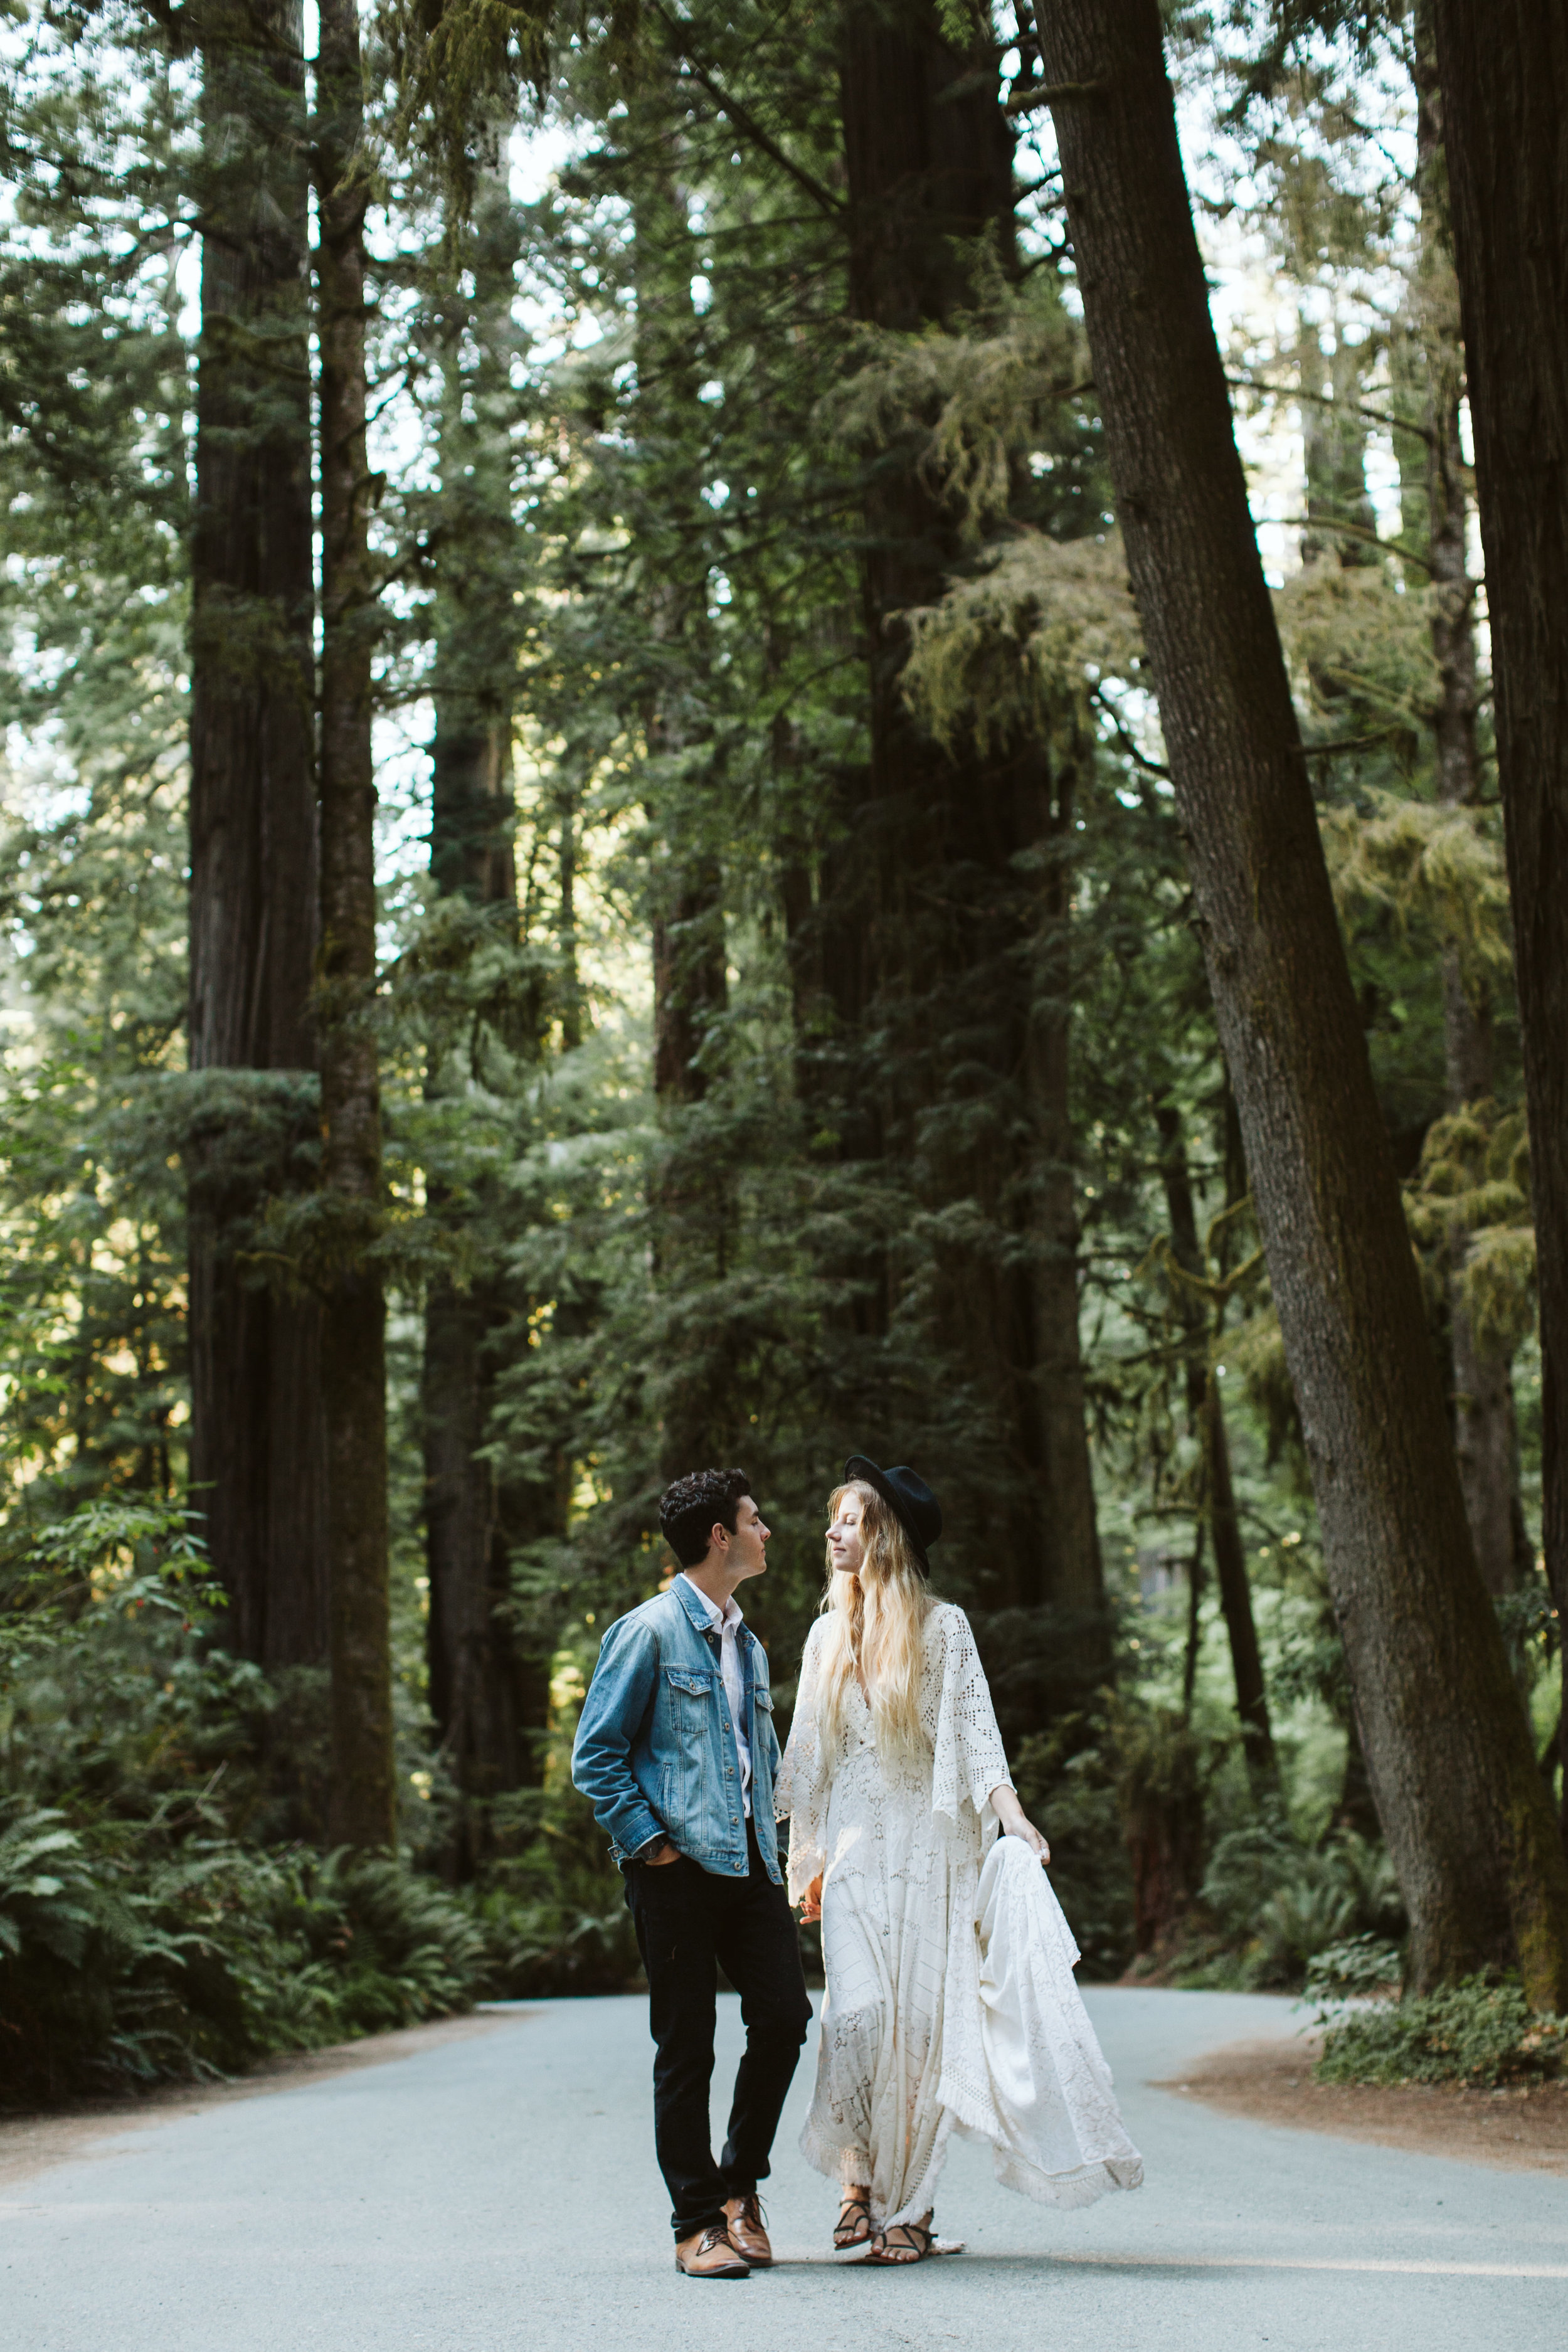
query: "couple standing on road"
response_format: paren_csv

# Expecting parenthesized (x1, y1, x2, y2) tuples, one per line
(571, 1459, 1143, 2279)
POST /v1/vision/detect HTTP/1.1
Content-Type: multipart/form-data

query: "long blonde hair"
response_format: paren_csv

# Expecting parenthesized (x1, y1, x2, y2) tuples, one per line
(815, 1480, 933, 1763)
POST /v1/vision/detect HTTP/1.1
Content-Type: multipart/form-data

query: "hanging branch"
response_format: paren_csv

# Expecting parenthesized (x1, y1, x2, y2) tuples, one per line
(649, 1, 845, 217)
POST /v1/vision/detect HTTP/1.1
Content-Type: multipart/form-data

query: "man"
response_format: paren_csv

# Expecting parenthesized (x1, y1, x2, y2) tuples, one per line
(572, 1467, 811, 2279)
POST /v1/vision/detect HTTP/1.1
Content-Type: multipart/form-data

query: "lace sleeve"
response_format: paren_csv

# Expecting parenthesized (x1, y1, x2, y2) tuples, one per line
(775, 1617, 830, 1903)
(925, 1603, 1012, 1833)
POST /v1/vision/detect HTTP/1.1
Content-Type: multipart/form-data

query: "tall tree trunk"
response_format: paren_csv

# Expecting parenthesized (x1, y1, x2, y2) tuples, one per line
(628, 93, 732, 1480)
(1429, 1, 1568, 1836)
(1037, 0, 1568, 2001)
(832, 0, 1107, 1669)
(1155, 1105, 1275, 1779)
(421, 168, 554, 1857)
(315, 0, 395, 1850)
(1411, 15, 1525, 1602)
(1027, 723, 1107, 1634)
(422, 697, 542, 1830)
(188, 0, 327, 1670)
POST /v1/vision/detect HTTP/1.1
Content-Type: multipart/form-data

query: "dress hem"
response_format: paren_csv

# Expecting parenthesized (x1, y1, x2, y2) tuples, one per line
(797, 2113, 953, 2232)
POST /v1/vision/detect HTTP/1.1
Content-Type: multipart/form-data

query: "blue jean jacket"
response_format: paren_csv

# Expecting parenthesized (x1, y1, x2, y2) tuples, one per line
(571, 1578, 783, 1884)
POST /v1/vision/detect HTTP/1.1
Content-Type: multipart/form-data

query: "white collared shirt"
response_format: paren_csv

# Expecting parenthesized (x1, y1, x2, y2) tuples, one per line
(679, 1574, 753, 1817)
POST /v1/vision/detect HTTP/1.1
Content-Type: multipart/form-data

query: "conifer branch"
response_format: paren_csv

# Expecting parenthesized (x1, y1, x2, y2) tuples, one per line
(1271, 514, 1439, 576)
(650, 4, 845, 217)
(1004, 78, 1108, 116)
(1227, 371, 1442, 454)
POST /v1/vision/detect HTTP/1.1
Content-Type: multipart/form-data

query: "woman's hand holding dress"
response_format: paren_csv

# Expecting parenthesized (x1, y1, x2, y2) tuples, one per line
(989, 1784, 1050, 1863)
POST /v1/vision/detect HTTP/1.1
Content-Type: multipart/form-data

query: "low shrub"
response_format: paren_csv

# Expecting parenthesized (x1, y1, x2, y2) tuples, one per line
(1315, 1976, 1568, 2089)
(1011, 1717, 1135, 1978)
(460, 1783, 642, 1997)
(1199, 1812, 1404, 1989)
(0, 1798, 493, 2104)
(1302, 1932, 1404, 2004)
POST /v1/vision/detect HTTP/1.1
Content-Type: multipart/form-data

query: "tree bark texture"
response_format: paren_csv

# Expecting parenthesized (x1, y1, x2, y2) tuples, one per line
(1409, 16, 1525, 1604)
(315, 0, 395, 1850)
(423, 1286, 554, 1826)
(189, 0, 327, 1668)
(629, 107, 734, 1480)
(421, 171, 555, 1854)
(1022, 729, 1108, 1629)
(1156, 1106, 1275, 1779)
(827, 0, 1108, 1669)
(1429, 1, 1568, 1820)
(1039, 0, 1568, 2001)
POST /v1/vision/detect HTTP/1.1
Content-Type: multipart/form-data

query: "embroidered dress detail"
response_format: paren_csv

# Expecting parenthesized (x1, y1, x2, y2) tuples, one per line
(776, 1601, 1142, 2229)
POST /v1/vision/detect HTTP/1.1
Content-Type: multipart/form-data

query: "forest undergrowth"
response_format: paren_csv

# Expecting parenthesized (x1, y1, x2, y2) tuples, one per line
(0, 1489, 1479, 2106)
(0, 1502, 647, 2103)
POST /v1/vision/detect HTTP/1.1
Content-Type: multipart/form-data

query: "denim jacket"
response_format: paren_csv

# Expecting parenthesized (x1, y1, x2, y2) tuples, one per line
(571, 1578, 783, 1884)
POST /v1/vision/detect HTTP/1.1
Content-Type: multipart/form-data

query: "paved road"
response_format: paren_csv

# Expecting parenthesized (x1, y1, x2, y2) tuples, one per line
(5, 1988, 1565, 2352)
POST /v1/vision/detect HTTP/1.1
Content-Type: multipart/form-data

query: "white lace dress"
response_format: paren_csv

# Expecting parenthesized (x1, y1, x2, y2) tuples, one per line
(776, 1602, 1142, 2231)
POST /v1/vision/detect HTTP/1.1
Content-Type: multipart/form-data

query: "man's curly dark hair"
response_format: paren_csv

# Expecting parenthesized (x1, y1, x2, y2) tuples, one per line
(659, 1467, 753, 1569)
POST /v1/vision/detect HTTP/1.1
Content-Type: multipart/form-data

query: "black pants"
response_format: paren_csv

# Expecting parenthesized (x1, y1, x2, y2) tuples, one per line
(625, 1822, 812, 2240)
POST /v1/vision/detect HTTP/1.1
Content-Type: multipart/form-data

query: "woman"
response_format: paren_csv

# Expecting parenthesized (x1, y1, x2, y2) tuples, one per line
(775, 1456, 1142, 2264)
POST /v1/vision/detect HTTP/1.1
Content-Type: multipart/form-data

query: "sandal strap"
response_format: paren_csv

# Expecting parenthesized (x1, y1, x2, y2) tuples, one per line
(835, 2196, 873, 2242)
(874, 2220, 934, 2257)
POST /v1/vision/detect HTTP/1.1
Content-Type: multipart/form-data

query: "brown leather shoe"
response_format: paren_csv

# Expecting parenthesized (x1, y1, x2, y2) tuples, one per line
(674, 2223, 750, 2279)
(723, 2192, 773, 2268)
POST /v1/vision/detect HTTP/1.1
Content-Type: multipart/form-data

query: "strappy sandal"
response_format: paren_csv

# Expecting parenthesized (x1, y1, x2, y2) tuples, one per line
(866, 2218, 936, 2265)
(833, 2191, 874, 2251)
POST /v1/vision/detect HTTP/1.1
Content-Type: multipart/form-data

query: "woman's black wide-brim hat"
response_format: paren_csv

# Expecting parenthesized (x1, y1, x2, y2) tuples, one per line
(842, 1454, 942, 1574)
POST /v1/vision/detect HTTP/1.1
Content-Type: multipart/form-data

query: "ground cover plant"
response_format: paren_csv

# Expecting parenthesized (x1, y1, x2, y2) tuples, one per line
(1315, 1977, 1568, 2090)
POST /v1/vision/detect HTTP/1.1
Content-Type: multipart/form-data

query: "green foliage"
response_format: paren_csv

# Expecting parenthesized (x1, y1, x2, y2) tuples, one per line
(380, 0, 554, 227)
(1012, 1716, 1134, 1979)
(460, 1783, 640, 1996)
(1316, 1977, 1568, 2089)
(1405, 1101, 1536, 1357)
(0, 1797, 492, 2104)
(904, 534, 1140, 755)
(1320, 788, 1513, 1002)
(1199, 1811, 1405, 1989)
(0, 1500, 490, 2097)
(1303, 1931, 1403, 2002)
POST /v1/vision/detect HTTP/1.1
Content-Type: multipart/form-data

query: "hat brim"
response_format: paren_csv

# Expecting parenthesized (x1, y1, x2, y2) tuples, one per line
(841, 1454, 931, 1573)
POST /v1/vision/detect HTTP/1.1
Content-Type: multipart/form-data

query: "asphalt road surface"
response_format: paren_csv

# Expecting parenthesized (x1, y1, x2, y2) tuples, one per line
(6, 1987, 1565, 2352)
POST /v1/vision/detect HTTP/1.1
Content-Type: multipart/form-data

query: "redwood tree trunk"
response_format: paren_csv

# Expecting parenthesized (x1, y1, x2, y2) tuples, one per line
(1429, 1, 1568, 1818)
(1038, 0, 1568, 2000)
(421, 171, 553, 1851)
(1411, 14, 1525, 1602)
(831, 0, 1108, 1669)
(189, 0, 327, 1669)
(315, 0, 395, 1850)
(1025, 727, 1107, 1634)
(630, 98, 733, 1479)
(1155, 1105, 1274, 1779)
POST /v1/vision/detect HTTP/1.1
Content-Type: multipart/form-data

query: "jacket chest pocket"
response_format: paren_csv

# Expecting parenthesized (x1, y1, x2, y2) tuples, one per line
(664, 1665, 716, 1726)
